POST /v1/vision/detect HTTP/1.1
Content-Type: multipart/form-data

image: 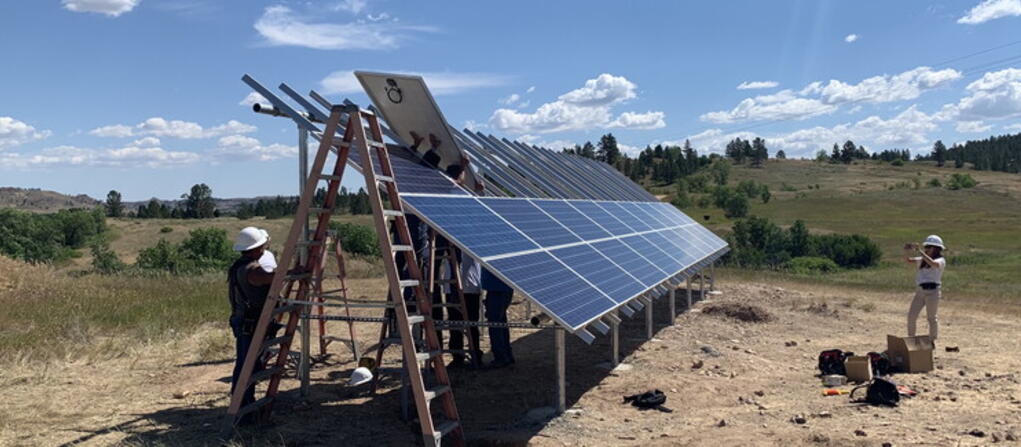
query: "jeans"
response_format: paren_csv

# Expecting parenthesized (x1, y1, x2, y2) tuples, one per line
(230, 316, 264, 409)
(485, 290, 514, 364)
(907, 288, 940, 340)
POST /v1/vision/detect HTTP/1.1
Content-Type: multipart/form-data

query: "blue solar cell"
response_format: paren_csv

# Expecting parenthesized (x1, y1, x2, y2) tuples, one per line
(530, 199, 612, 240)
(567, 201, 632, 235)
(590, 239, 669, 287)
(550, 244, 646, 304)
(622, 234, 685, 272)
(348, 147, 468, 195)
(597, 201, 653, 232)
(675, 227, 715, 257)
(643, 230, 700, 266)
(657, 202, 696, 225)
(488, 251, 615, 328)
(480, 198, 581, 247)
(622, 202, 669, 230)
(635, 203, 676, 228)
(403, 195, 536, 258)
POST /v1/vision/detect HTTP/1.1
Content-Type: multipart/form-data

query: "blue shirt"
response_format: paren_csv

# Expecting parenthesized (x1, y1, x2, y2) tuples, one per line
(480, 268, 512, 292)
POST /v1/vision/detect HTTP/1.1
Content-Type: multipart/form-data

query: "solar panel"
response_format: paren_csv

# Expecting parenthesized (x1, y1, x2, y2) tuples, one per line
(347, 146, 468, 196)
(402, 193, 730, 333)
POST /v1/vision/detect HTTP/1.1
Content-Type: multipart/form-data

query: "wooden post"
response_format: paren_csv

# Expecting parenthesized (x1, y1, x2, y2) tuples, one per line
(668, 288, 676, 325)
(555, 328, 566, 414)
(686, 277, 693, 308)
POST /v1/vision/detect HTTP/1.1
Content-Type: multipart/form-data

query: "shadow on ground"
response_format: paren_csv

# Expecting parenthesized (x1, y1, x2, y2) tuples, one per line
(58, 288, 707, 447)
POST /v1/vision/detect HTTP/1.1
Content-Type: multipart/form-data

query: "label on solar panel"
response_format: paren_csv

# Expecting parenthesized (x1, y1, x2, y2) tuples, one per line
(401, 194, 729, 332)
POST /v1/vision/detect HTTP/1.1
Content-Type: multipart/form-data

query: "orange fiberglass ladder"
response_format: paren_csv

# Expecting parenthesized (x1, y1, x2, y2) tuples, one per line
(224, 104, 464, 446)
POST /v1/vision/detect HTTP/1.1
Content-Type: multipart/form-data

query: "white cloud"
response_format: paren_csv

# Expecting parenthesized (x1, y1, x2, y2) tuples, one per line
(844, 34, 859, 43)
(0, 117, 51, 149)
(254, 6, 435, 51)
(526, 86, 536, 94)
(239, 92, 267, 107)
(517, 134, 577, 152)
(131, 136, 161, 147)
(941, 68, 1021, 122)
(499, 93, 521, 105)
(320, 70, 510, 95)
(702, 66, 961, 124)
(1004, 122, 1021, 131)
(737, 81, 779, 90)
(956, 121, 993, 133)
(213, 135, 297, 161)
(958, 0, 1021, 24)
(610, 111, 666, 129)
(62, 0, 139, 17)
(2, 145, 201, 169)
(489, 74, 665, 134)
(89, 117, 257, 139)
(332, 0, 367, 14)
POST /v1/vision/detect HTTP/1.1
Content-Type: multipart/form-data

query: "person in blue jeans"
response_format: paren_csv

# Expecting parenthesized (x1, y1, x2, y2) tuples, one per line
(481, 268, 515, 368)
(227, 227, 276, 416)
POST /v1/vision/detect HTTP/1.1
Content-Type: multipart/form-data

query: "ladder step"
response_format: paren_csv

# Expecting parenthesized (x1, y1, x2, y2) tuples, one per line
(376, 175, 394, 183)
(309, 207, 331, 214)
(272, 304, 300, 316)
(407, 315, 427, 325)
(399, 279, 420, 288)
(415, 350, 442, 362)
(322, 335, 352, 343)
(262, 335, 292, 350)
(433, 420, 460, 438)
(382, 209, 404, 217)
(237, 396, 273, 418)
(424, 385, 452, 401)
(318, 174, 342, 181)
(285, 272, 312, 281)
(392, 245, 414, 252)
(296, 240, 324, 247)
(250, 366, 285, 384)
(382, 337, 402, 346)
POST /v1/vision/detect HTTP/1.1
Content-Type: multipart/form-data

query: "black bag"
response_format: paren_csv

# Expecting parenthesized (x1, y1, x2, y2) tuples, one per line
(867, 351, 892, 376)
(624, 389, 667, 409)
(852, 377, 900, 406)
(818, 349, 854, 375)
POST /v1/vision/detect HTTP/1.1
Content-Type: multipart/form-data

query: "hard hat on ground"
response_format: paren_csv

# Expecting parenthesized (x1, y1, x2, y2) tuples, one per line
(923, 235, 945, 249)
(349, 367, 373, 386)
(234, 226, 269, 251)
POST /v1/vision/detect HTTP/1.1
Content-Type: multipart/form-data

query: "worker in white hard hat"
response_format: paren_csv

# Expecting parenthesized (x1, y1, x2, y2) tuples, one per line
(904, 235, 946, 341)
(258, 229, 277, 272)
(227, 226, 277, 414)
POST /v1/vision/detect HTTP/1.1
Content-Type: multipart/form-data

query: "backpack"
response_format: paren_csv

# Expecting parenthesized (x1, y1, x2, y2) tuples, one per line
(818, 349, 854, 375)
(851, 377, 900, 406)
(867, 351, 892, 376)
(624, 389, 667, 409)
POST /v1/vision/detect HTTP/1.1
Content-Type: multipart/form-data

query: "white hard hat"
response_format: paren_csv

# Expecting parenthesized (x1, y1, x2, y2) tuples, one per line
(349, 367, 373, 386)
(259, 229, 271, 242)
(234, 226, 269, 251)
(923, 235, 945, 249)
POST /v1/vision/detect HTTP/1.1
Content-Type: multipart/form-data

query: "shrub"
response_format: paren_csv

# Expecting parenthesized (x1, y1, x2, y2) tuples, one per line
(696, 196, 712, 208)
(160, 226, 173, 233)
(760, 187, 771, 204)
(723, 194, 749, 218)
(928, 178, 942, 188)
(671, 191, 692, 209)
(786, 256, 839, 274)
(0, 208, 106, 263)
(179, 227, 235, 270)
(90, 242, 126, 274)
(136, 239, 190, 273)
(810, 234, 882, 268)
(891, 159, 904, 166)
(330, 222, 380, 257)
(780, 182, 797, 192)
(725, 217, 880, 269)
(685, 175, 709, 194)
(946, 173, 977, 190)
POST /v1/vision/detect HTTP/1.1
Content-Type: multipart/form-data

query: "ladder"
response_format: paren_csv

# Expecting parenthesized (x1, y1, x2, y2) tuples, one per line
(426, 231, 481, 367)
(312, 232, 358, 359)
(224, 104, 463, 447)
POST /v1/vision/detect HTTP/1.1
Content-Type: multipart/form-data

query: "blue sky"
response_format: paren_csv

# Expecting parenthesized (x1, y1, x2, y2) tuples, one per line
(2, 0, 1021, 200)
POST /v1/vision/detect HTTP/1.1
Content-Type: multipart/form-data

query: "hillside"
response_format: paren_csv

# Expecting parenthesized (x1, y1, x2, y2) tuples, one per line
(0, 187, 99, 211)
(653, 159, 1021, 304)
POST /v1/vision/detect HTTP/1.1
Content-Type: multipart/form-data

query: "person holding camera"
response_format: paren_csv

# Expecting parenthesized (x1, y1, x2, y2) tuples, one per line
(904, 235, 946, 341)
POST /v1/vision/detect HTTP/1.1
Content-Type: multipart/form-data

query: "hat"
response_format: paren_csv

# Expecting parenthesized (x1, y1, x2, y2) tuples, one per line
(923, 235, 945, 249)
(234, 226, 269, 251)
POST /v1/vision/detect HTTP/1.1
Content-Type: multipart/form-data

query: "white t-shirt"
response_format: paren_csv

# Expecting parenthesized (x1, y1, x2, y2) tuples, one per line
(438, 252, 482, 294)
(913, 257, 945, 285)
(259, 250, 277, 273)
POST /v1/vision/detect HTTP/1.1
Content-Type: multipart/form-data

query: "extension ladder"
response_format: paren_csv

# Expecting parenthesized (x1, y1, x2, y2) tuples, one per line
(224, 104, 463, 446)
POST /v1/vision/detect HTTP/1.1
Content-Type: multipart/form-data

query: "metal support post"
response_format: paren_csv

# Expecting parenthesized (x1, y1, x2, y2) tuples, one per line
(298, 126, 311, 397)
(686, 277, 693, 308)
(610, 310, 620, 365)
(699, 272, 705, 302)
(668, 288, 676, 325)
(710, 262, 716, 291)
(645, 297, 654, 339)
(555, 328, 566, 414)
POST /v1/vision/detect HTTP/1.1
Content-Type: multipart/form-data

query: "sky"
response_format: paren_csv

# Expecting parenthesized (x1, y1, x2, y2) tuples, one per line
(2, 0, 1021, 201)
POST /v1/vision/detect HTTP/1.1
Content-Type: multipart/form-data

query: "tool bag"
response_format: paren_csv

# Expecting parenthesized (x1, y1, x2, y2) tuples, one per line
(624, 389, 667, 409)
(867, 351, 892, 376)
(818, 349, 853, 375)
(851, 377, 900, 406)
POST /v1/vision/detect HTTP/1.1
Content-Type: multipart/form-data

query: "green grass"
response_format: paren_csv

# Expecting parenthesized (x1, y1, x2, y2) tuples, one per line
(675, 159, 1021, 304)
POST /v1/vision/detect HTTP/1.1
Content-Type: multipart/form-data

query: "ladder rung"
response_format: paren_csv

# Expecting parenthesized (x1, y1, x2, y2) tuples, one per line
(376, 175, 394, 183)
(309, 207, 331, 214)
(424, 385, 452, 401)
(262, 335, 292, 350)
(369, 140, 386, 149)
(344, 301, 393, 308)
(320, 288, 347, 295)
(433, 279, 455, 285)
(431, 302, 462, 308)
(322, 335, 352, 343)
(392, 245, 413, 252)
(285, 272, 312, 281)
(272, 304, 300, 316)
(382, 210, 404, 218)
(415, 350, 442, 362)
(434, 420, 460, 438)
(237, 396, 273, 418)
(250, 366, 285, 384)
(318, 174, 342, 181)
(407, 315, 427, 325)
(296, 240, 324, 247)
(399, 280, 420, 288)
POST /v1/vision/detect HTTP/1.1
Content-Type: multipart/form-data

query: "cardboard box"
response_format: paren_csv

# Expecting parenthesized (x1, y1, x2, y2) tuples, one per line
(844, 356, 873, 382)
(887, 334, 934, 373)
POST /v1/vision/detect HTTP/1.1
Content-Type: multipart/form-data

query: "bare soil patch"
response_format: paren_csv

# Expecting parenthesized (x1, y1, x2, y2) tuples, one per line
(702, 302, 772, 323)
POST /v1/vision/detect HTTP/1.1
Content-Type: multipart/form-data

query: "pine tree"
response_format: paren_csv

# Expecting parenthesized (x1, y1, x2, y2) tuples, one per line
(776, 150, 787, 159)
(598, 133, 621, 165)
(932, 140, 948, 167)
(105, 190, 123, 218)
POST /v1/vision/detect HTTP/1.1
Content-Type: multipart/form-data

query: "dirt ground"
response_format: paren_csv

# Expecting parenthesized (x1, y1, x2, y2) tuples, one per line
(2, 277, 1020, 446)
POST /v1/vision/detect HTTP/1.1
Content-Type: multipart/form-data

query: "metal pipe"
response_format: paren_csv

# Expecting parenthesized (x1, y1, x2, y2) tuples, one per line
(669, 287, 676, 325)
(555, 328, 566, 414)
(252, 103, 325, 124)
(610, 310, 620, 365)
(298, 126, 311, 397)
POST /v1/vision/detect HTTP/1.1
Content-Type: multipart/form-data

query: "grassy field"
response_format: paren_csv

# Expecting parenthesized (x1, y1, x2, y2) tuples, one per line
(656, 159, 1021, 306)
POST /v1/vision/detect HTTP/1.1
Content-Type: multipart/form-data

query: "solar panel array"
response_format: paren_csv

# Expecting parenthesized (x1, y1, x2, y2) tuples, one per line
(402, 194, 729, 332)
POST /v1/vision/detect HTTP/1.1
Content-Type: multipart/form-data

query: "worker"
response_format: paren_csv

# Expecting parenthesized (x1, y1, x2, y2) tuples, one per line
(227, 227, 276, 413)
(904, 235, 946, 341)
(258, 229, 276, 272)
(439, 249, 483, 368)
(481, 268, 515, 368)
